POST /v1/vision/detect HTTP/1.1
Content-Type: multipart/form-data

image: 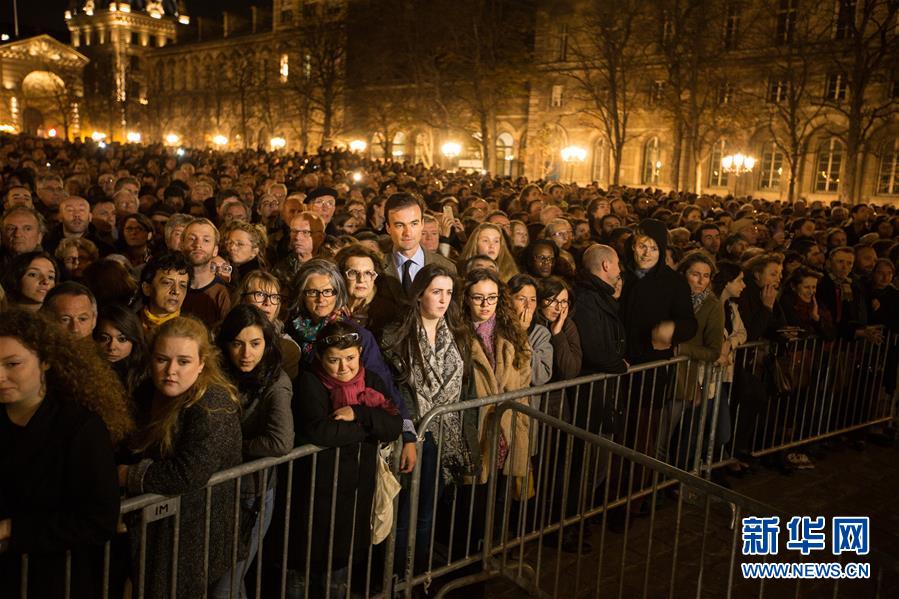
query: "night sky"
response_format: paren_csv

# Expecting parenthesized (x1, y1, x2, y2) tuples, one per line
(2, 1, 264, 41)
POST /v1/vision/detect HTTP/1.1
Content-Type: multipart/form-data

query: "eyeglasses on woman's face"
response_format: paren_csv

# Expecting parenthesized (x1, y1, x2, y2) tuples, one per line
(534, 253, 555, 264)
(303, 287, 337, 298)
(543, 297, 570, 308)
(242, 291, 283, 305)
(210, 263, 233, 275)
(468, 294, 499, 306)
(345, 269, 377, 281)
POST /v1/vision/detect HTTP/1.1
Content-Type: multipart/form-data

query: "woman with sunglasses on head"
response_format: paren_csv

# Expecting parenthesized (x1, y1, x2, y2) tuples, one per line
(287, 322, 401, 597)
(233, 270, 301, 380)
(381, 263, 479, 573)
(211, 304, 293, 599)
(335, 244, 405, 338)
(286, 259, 418, 471)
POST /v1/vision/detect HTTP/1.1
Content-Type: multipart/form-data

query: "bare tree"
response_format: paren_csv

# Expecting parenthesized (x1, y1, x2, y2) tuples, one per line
(566, 0, 647, 185)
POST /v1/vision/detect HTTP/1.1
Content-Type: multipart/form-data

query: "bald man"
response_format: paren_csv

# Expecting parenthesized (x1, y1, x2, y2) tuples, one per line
(44, 195, 114, 255)
(573, 244, 627, 374)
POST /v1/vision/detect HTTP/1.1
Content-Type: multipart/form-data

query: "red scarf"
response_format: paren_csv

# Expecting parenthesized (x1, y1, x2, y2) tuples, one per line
(314, 363, 397, 415)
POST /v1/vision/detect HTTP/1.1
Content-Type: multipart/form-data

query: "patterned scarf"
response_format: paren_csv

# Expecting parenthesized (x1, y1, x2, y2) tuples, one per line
(290, 308, 346, 363)
(474, 315, 497, 370)
(691, 287, 711, 313)
(411, 318, 469, 483)
(314, 363, 397, 414)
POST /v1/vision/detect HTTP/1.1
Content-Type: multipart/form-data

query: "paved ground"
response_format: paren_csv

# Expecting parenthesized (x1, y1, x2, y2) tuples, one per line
(471, 439, 899, 599)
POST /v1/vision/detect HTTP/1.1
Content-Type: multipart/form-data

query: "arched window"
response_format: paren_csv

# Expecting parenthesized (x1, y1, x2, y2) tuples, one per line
(815, 137, 842, 192)
(758, 142, 784, 189)
(591, 138, 605, 183)
(392, 131, 406, 158)
(496, 132, 514, 177)
(877, 139, 899, 195)
(708, 139, 729, 188)
(641, 137, 660, 184)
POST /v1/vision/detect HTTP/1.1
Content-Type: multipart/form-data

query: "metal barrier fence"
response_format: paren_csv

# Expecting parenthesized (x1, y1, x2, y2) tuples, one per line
(4, 333, 895, 598)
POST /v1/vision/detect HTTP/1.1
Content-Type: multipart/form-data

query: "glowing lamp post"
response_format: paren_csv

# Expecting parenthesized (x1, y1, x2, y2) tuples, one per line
(126, 131, 142, 143)
(165, 133, 181, 146)
(721, 152, 756, 194)
(441, 141, 461, 169)
(212, 134, 228, 147)
(561, 145, 587, 181)
(270, 137, 286, 150)
(349, 139, 367, 153)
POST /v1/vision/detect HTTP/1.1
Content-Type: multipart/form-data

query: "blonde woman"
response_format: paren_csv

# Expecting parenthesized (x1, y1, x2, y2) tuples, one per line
(221, 221, 268, 284)
(122, 317, 243, 599)
(459, 222, 520, 282)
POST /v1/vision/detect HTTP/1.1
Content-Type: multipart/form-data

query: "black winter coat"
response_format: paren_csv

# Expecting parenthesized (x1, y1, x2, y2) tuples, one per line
(0, 397, 120, 599)
(287, 369, 402, 572)
(572, 271, 627, 374)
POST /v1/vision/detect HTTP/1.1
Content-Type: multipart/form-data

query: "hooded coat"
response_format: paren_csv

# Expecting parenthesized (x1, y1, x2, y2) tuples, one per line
(619, 219, 698, 365)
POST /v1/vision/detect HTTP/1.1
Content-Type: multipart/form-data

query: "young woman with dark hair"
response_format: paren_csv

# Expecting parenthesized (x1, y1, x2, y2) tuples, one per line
(94, 303, 148, 397)
(287, 321, 401, 597)
(1, 251, 58, 312)
(537, 276, 583, 383)
(508, 273, 553, 387)
(381, 263, 478, 572)
(212, 304, 294, 599)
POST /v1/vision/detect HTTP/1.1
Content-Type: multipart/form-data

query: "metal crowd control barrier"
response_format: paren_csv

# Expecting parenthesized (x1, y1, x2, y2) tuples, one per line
(5, 337, 894, 598)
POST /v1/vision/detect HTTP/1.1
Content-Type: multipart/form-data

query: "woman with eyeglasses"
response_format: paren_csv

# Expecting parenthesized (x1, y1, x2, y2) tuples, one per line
(211, 304, 293, 599)
(233, 270, 301, 380)
(117, 213, 154, 269)
(459, 223, 520, 282)
(287, 322, 401, 597)
(381, 263, 478, 573)
(537, 276, 582, 383)
(336, 244, 405, 338)
(221, 221, 268, 285)
(520, 239, 574, 281)
(285, 259, 417, 470)
(508, 273, 553, 388)
(462, 268, 532, 487)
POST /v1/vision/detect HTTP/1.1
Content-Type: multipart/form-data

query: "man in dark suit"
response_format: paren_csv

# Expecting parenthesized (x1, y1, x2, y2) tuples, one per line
(382, 193, 457, 296)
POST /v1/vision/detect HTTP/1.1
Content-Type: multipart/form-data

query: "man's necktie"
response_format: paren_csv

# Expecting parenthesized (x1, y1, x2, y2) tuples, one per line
(402, 259, 414, 294)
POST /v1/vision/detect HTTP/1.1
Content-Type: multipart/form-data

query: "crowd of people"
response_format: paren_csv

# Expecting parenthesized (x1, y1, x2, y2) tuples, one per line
(1, 133, 898, 598)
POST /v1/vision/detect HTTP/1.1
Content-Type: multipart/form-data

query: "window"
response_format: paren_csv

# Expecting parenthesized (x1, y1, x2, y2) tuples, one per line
(708, 139, 729, 188)
(551, 85, 564, 108)
(768, 78, 788, 103)
(392, 131, 406, 158)
(642, 137, 661, 185)
(776, 0, 797, 45)
(717, 82, 734, 105)
(661, 13, 675, 46)
(591, 138, 606, 182)
(758, 143, 784, 189)
(877, 139, 899, 195)
(825, 73, 847, 102)
(815, 138, 843, 192)
(835, 0, 857, 39)
(302, 1, 317, 18)
(723, 3, 740, 50)
(496, 133, 514, 177)
(279, 54, 289, 82)
(281, 9, 293, 24)
(303, 52, 312, 80)
(555, 24, 569, 61)
(650, 80, 665, 105)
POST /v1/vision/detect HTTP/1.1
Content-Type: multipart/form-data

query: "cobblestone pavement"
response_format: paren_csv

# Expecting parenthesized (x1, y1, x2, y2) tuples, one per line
(469, 440, 899, 599)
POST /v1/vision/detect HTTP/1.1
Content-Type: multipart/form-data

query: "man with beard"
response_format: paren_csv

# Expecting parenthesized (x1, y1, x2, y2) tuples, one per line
(179, 218, 232, 327)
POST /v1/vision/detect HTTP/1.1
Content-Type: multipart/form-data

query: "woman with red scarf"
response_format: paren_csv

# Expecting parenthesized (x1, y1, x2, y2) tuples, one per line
(286, 321, 402, 598)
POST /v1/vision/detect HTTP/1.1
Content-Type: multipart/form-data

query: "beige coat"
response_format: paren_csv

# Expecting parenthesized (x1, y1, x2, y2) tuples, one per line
(470, 336, 533, 483)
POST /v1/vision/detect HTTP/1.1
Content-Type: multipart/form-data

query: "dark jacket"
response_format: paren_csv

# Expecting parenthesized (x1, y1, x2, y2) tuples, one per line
(0, 398, 120, 599)
(349, 274, 406, 340)
(126, 384, 243, 599)
(816, 273, 868, 340)
(42, 222, 116, 257)
(288, 369, 402, 571)
(620, 219, 698, 364)
(572, 271, 627, 374)
(539, 314, 583, 381)
(736, 276, 786, 342)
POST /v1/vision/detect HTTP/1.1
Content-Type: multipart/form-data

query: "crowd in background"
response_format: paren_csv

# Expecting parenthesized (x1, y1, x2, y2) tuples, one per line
(1, 134, 898, 598)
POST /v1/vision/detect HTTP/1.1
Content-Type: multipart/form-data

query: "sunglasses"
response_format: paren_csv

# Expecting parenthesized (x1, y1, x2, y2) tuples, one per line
(320, 332, 360, 346)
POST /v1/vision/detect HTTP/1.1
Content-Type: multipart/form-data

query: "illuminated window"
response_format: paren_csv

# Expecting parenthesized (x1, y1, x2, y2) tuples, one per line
(877, 139, 899, 195)
(280, 54, 289, 82)
(759, 143, 784, 189)
(815, 138, 842, 192)
(708, 139, 729, 188)
(642, 137, 661, 185)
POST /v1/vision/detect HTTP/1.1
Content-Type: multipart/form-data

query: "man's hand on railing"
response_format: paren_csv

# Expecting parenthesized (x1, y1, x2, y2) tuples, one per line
(400, 442, 417, 474)
(856, 326, 884, 345)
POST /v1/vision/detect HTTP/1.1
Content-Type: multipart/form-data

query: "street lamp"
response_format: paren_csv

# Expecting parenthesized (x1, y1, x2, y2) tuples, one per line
(165, 133, 180, 146)
(349, 139, 367, 153)
(441, 142, 462, 158)
(91, 131, 106, 142)
(721, 152, 756, 195)
(126, 131, 141, 143)
(270, 137, 286, 149)
(212, 134, 228, 147)
(561, 145, 587, 181)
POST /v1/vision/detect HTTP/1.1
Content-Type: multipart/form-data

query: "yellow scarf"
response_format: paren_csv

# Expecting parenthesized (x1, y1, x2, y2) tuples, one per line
(142, 307, 180, 328)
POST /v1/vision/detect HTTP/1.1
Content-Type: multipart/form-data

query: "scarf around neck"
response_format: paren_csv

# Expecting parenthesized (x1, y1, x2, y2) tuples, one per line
(691, 287, 711, 313)
(314, 362, 396, 414)
(474, 315, 497, 370)
(291, 308, 346, 361)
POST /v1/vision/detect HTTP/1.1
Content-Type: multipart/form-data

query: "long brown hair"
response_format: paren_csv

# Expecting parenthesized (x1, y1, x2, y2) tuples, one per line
(0, 309, 134, 443)
(133, 316, 239, 456)
(459, 223, 520, 283)
(463, 268, 531, 370)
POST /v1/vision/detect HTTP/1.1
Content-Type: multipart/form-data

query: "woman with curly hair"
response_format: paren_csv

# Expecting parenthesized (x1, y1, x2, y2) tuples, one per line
(121, 316, 243, 599)
(0, 309, 133, 598)
(221, 221, 268, 285)
(461, 268, 532, 484)
(458, 223, 520, 282)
